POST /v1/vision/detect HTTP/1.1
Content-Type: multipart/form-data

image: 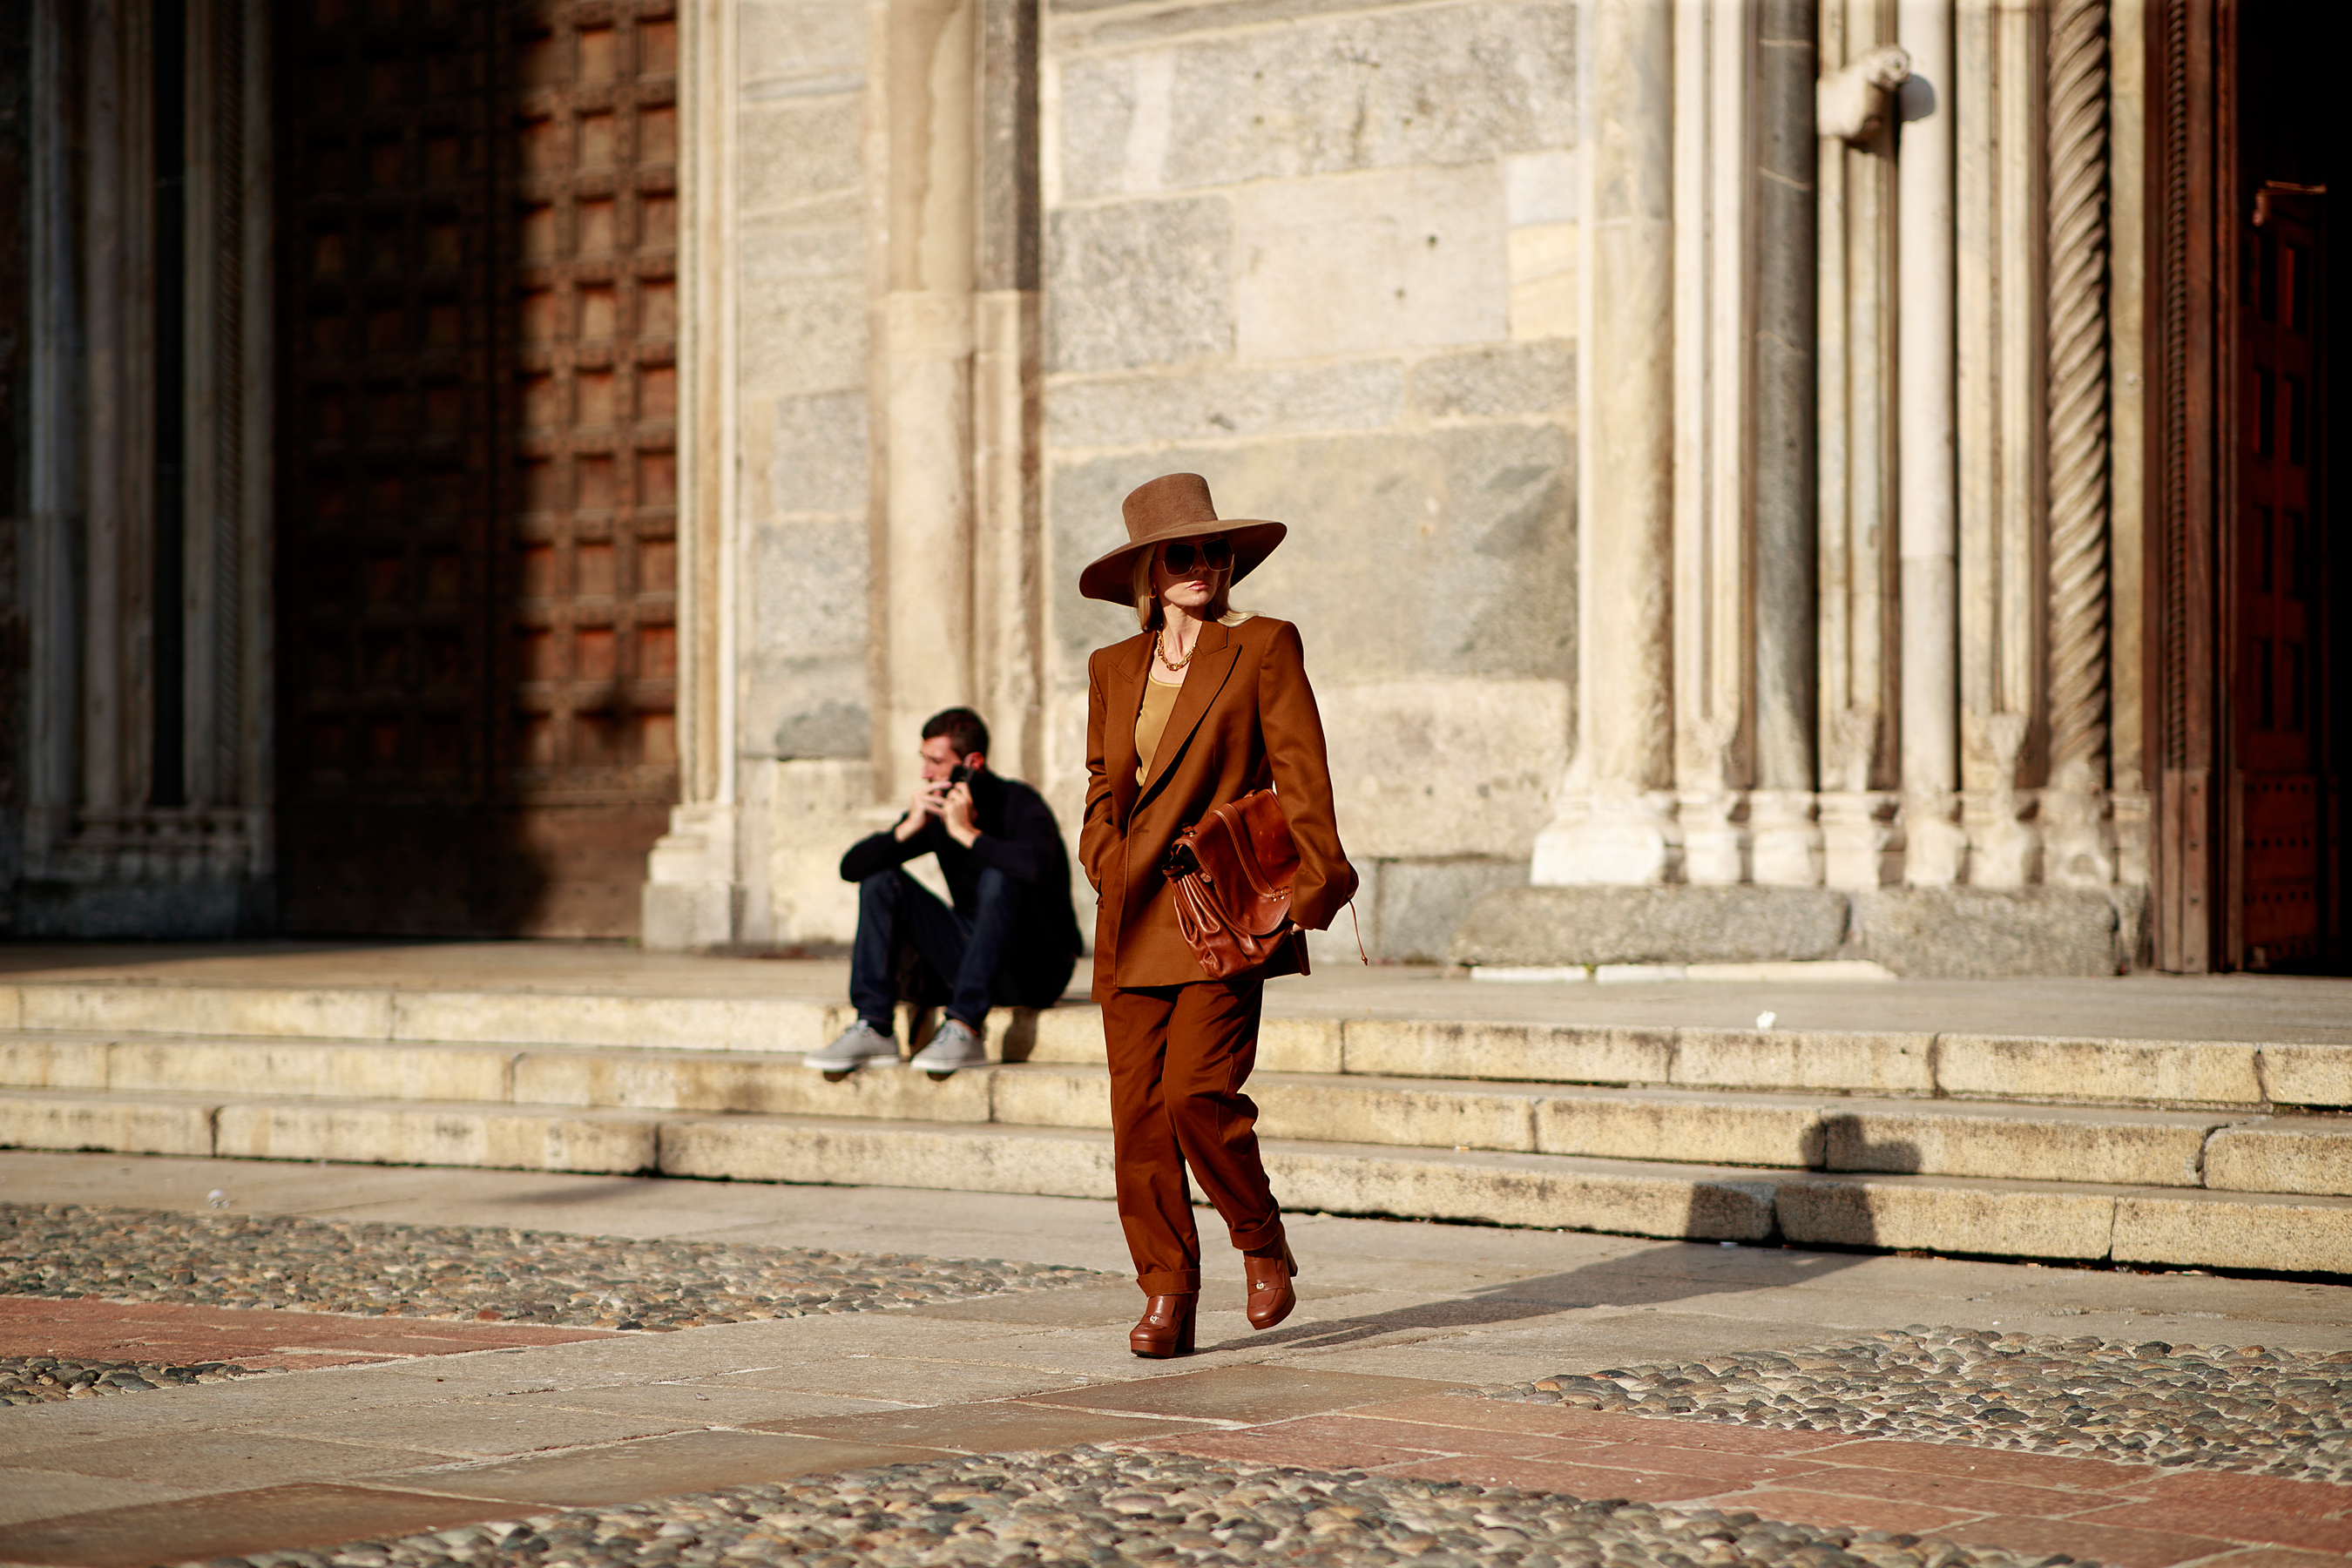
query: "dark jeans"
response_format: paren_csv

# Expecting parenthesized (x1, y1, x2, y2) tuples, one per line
(850, 868, 1017, 1033)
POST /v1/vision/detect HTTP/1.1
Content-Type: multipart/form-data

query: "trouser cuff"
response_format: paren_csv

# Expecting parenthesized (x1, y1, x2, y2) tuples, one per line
(1229, 1213, 1286, 1254)
(1137, 1268, 1201, 1294)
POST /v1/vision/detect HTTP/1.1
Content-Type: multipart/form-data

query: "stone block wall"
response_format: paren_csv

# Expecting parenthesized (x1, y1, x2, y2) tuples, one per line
(1036, 0, 1581, 958)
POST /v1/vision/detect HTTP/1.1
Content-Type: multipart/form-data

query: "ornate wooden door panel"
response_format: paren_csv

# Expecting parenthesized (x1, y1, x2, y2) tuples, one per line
(2232, 192, 2328, 968)
(276, 0, 678, 936)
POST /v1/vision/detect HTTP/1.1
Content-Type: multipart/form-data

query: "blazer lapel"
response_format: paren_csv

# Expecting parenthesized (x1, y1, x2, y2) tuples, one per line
(1138, 620, 1240, 808)
(1106, 633, 1149, 824)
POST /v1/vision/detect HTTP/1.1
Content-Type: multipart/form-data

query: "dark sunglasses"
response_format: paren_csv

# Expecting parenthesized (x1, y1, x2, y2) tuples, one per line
(1159, 538, 1233, 574)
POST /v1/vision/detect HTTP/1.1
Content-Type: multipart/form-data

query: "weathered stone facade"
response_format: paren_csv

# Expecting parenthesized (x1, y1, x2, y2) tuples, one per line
(5, 0, 2322, 974)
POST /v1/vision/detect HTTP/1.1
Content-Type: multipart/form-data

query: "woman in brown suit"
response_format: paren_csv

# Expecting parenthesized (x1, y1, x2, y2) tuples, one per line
(1077, 473, 1357, 1358)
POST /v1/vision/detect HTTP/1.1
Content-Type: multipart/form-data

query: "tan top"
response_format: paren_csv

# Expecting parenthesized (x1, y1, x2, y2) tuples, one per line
(1134, 673, 1183, 784)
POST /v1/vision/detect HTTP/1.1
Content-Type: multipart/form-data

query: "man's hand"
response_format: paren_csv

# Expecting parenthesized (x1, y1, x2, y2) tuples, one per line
(895, 777, 947, 841)
(941, 781, 980, 848)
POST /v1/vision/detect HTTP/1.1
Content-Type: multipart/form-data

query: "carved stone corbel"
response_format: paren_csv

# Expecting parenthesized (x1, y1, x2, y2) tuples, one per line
(1817, 44, 1910, 146)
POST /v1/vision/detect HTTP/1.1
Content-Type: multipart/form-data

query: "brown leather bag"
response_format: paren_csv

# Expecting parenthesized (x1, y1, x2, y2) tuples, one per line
(1164, 787, 1310, 981)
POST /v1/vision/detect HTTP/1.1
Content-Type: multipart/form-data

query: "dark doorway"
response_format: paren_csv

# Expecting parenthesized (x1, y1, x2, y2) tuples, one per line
(272, 0, 679, 937)
(2226, 1, 2334, 970)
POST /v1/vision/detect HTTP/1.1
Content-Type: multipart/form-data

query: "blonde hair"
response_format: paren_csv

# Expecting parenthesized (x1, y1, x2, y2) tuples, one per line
(1132, 543, 1233, 631)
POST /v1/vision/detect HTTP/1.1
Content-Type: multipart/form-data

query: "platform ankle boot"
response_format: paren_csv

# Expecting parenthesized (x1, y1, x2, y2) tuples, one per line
(1242, 1236, 1298, 1330)
(1129, 1293, 1199, 1358)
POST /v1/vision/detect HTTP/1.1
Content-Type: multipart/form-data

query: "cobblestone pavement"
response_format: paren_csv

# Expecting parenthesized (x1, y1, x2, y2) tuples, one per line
(0, 1204, 1102, 1330)
(1485, 1325, 2352, 1485)
(0, 1352, 270, 1405)
(209, 1449, 2058, 1568)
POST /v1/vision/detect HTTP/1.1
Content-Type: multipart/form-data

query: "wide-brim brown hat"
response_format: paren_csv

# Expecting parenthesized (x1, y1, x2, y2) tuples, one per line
(1078, 473, 1286, 605)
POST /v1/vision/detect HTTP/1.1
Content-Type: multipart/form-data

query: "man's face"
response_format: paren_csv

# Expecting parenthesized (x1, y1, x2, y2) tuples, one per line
(918, 734, 980, 783)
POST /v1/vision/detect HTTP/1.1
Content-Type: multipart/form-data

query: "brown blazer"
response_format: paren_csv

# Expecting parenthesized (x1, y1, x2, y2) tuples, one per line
(1080, 615, 1357, 999)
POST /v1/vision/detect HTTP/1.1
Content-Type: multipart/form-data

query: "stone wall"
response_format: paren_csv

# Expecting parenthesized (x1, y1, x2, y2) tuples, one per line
(1036, 0, 1581, 959)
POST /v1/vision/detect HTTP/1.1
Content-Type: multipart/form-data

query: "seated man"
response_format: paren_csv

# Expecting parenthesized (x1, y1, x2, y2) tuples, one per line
(808, 707, 1082, 1074)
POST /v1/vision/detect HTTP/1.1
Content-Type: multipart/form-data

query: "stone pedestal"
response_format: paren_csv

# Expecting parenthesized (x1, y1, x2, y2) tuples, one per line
(641, 803, 741, 950)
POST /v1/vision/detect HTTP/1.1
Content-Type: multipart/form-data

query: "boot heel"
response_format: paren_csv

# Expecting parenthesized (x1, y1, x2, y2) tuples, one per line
(1130, 1293, 1199, 1359)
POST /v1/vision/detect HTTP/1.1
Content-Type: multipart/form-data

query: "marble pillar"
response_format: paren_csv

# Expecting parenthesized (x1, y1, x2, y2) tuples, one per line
(2105, 0, 2151, 893)
(1670, 0, 1752, 888)
(879, 0, 980, 804)
(1954, 0, 2044, 889)
(969, 0, 1044, 786)
(1531, 0, 1677, 887)
(1815, 4, 1906, 889)
(645, 0, 747, 948)
(2042, 0, 2117, 888)
(1895, 0, 1964, 884)
(1751, 0, 1823, 887)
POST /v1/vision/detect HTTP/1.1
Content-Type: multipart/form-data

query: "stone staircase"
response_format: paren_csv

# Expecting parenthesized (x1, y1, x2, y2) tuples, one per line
(3, 972, 2349, 1275)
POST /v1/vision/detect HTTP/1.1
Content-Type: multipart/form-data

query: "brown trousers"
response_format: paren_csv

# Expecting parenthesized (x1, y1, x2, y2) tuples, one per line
(1105, 978, 1284, 1294)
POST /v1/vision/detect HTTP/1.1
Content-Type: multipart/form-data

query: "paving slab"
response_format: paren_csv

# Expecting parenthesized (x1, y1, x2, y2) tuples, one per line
(0, 1297, 616, 1369)
(373, 1430, 952, 1507)
(0, 1482, 525, 1568)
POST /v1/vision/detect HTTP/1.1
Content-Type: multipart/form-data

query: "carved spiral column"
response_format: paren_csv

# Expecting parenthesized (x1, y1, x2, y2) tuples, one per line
(2043, 0, 2115, 884)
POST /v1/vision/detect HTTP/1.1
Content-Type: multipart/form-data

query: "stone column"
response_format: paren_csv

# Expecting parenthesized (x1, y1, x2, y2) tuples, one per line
(2041, 0, 2116, 887)
(643, 0, 746, 948)
(2105, 0, 2150, 894)
(1531, 0, 1677, 887)
(1670, 0, 1751, 888)
(1749, 0, 1824, 886)
(1954, 0, 2044, 888)
(969, 0, 1043, 785)
(877, 0, 979, 805)
(1895, 0, 1964, 883)
(1815, 4, 1906, 888)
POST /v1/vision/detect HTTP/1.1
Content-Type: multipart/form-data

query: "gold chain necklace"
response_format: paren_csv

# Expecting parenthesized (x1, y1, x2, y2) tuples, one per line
(1156, 629, 1194, 672)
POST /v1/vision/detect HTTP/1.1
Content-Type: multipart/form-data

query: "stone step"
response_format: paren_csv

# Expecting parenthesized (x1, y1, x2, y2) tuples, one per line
(6, 977, 2348, 1110)
(6, 1032, 2348, 1197)
(0, 1087, 2342, 1276)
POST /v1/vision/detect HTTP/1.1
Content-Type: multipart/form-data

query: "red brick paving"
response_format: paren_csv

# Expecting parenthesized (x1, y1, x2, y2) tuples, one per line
(2131, 1469, 2352, 1518)
(1560, 1441, 1831, 1486)
(0, 1295, 619, 1369)
(1708, 1487, 1980, 1537)
(1770, 1463, 2146, 1517)
(1805, 1436, 2159, 1492)
(2067, 1502, 2352, 1556)
(1379, 1453, 1727, 1503)
(1936, 1514, 2242, 1568)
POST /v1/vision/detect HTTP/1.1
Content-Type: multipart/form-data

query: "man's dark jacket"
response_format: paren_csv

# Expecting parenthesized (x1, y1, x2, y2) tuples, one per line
(839, 771, 1083, 1006)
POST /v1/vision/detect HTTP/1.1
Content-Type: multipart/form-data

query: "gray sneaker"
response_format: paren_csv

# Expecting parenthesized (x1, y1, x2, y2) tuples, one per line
(907, 1017, 989, 1074)
(805, 1019, 900, 1071)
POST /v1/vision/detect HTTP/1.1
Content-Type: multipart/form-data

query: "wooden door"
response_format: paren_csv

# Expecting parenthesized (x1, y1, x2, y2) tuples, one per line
(2231, 191, 2330, 968)
(274, 0, 679, 936)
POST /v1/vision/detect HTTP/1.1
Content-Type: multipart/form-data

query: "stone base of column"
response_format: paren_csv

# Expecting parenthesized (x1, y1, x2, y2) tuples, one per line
(1963, 789, 2043, 889)
(641, 802, 743, 950)
(1819, 791, 1897, 889)
(1678, 788, 1744, 884)
(2041, 783, 2116, 888)
(1901, 790, 1968, 886)
(1530, 789, 1680, 886)
(1749, 790, 1826, 887)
